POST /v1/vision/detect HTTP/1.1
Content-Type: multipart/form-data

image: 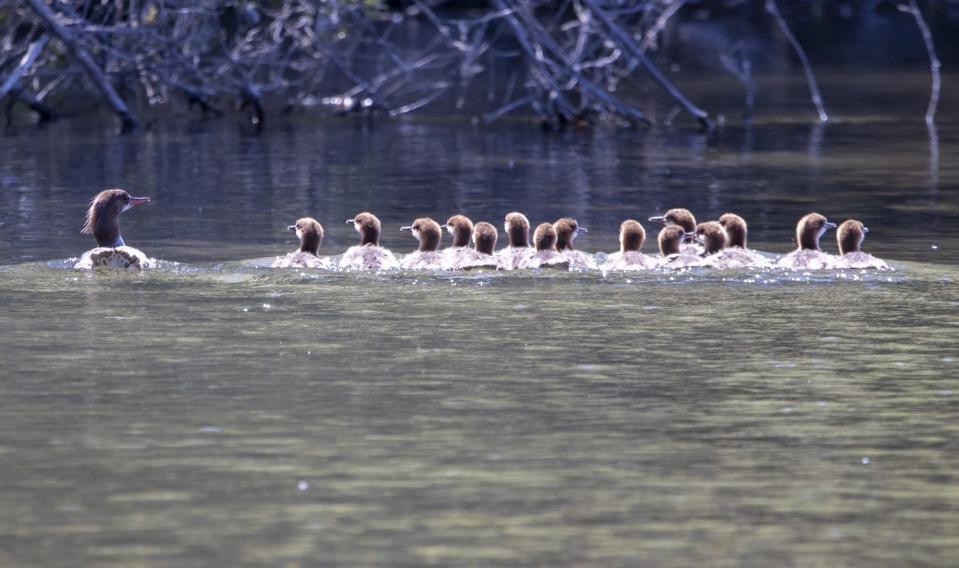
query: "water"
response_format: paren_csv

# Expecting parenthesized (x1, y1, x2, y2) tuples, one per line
(2, 72, 959, 566)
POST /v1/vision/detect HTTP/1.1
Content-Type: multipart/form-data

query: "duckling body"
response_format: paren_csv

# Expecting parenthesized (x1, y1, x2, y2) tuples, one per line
(717, 213, 773, 268)
(401, 217, 447, 270)
(440, 215, 490, 270)
(495, 212, 535, 270)
(554, 218, 597, 271)
(832, 220, 891, 270)
(658, 225, 703, 269)
(273, 217, 332, 269)
(340, 212, 400, 271)
(777, 212, 837, 270)
(601, 220, 660, 271)
(461, 221, 502, 270)
(650, 208, 703, 255)
(517, 223, 568, 270)
(74, 189, 154, 271)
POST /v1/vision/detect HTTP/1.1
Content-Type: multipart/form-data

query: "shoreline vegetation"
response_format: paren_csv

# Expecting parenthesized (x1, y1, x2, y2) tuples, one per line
(0, 1, 945, 133)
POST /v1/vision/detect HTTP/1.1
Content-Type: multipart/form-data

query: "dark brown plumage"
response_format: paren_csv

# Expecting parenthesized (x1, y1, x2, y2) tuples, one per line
(288, 217, 324, 255)
(658, 225, 687, 256)
(402, 217, 442, 252)
(718, 213, 748, 248)
(533, 223, 557, 251)
(649, 208, 697, 233)
(348, 212, 382, 246)
(695, 222, 728, 255)
(837, 219, 867, 255)
(618, 220, 645, 253)
(473, 222, 498, 255)
(444, 215, 474, 248)
(795, 212, 836, 251)
(81, 188, 151, 247)
(504, 212, 531, 248)
(553, 217, 585, 251)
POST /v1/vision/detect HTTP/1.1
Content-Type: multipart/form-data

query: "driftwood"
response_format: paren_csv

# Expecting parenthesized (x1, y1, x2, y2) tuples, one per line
(0, 1, 941, 131)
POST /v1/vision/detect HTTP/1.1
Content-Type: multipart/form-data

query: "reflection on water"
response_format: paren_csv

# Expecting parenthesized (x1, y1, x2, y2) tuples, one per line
(1, 71, 958, 565)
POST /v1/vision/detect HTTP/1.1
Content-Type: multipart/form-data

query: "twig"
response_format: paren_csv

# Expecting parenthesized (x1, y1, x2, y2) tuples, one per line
(765, 0, 828, 122)
(0, 34, 49, 99)
(898, 0, 940, 125)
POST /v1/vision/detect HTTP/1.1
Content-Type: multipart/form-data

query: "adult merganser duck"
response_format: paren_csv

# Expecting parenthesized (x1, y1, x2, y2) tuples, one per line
(272, 217, 331, 268)
(441, 214, 490, 270)
(658, 224, 704, 269)
(340, 212, 400, 271)
(495, 212, 535, 270)
(717, 213, 772, 268)
(777, 212, 837, 270)
(832, 220, 891, 270)
(601, 220, 661, 271)
(74, 188, 153, 270)
(517, 223, 568, 269)
(649, 208, 702, 254)
(400, 217, 446, 270)
(463, 221, 500, 270)
(553, 217, 597, 271)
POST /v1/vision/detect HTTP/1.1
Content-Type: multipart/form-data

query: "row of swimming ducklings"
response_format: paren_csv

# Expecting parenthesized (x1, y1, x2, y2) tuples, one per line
(75, 189, 889, 271)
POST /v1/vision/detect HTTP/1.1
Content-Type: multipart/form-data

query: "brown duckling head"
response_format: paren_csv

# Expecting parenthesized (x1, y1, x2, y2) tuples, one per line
(658, 225, 692, 256)
(401, 217, 442, 252)
(649, 208, 697, 233)
(553, 217, 586, 251)
(504, 212, 531, 248)
(443, 215, 474, 248)
(618, 220, 646, 253)
(795, 212, 837, 251)
(837, 219, 868, 255)
(718, 213, 748, 248)
(533, 222, 558, 252)
(694, 221, 728, 255)
(287, 217, 324, 255)
(473, 222, 498, 255)
(347, 212, 382, 246)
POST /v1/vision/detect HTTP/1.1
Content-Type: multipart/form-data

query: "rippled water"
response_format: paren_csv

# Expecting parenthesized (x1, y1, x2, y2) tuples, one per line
(2, 71, 959, 566)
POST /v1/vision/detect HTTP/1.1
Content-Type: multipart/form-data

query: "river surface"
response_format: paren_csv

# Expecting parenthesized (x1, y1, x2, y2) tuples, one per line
(1, 70, 958, 566)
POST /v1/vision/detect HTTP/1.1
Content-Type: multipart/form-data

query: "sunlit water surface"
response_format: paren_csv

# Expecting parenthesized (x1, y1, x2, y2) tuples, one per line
(1, 74, 958, 565)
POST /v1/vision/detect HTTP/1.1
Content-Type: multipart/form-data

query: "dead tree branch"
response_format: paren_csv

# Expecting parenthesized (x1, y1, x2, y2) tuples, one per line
(898, 0, 940, 125)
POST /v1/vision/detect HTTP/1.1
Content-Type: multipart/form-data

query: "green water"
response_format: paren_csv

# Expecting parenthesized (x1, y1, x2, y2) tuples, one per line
(2, 78, 959, 564)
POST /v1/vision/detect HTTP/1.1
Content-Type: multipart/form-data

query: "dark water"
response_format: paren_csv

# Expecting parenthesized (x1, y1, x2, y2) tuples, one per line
(1, 71, 958, 566)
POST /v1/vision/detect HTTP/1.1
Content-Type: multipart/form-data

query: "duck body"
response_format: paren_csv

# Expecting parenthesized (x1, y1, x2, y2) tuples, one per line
(272, 251, 331, 269)
(401, 251, 446, 270)
(399, 217, 446, 270)
(495, 246, 534, 270)
(704, 247, 771, 269)
(75, 189, 153, 271)
(776, 249, 835, 270)
(777, 212, 838, 270)
(517, 250, 569, 270)
(340, 244, 400, 271)
(601, 251, 661, 271)
(662, 252, 706, 269)
(833, 252, 890, 270)
(273, 217, 331, 268)
(560, 250, 597, 271)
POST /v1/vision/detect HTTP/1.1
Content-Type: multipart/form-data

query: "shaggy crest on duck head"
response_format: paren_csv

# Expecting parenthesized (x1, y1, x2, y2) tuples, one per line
(795, 212, 836, 251)
(718, 213, 748, 248)
(533, 223, 557, 251)
(473, 222, 498, 254)
(347, 212, 382, 246)
(694, 221, 728, 255)
(554, 217, 586, 251)
(287, 217, 324, 255)
(619, 220, 645, 253)
(401, 217, 442, 252)
(837, 219, 868, 255)
(82, 188, 151, 247)
(658, 225, 690, 256)
(504, 212, 531, 247)
(649, 208, 697, 233)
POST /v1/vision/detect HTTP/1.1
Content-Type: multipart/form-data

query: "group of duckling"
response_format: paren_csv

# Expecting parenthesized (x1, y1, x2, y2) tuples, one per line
(74, 189, 890, 272)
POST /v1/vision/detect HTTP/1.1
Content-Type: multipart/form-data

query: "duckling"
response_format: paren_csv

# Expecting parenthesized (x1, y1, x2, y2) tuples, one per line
(553, 217, 598, 271)
(659, 224, 704, 269)
(601, 220, 661, 271)
(463, 221, 501, 270)
(400, 217, 446, 270)
(495, 212, 535, 270)
(272, 217, 331, 268)
(694, 221, 747, 269)
(649, 208, 702, 254)
(74, 188, 154, 270)
(832, 220, 891, 270)
(776, 212, 837, 270)
(441, 214, 489, 270)
(717, 213, 772, 268)
(340, 212, 400, 271)
(517, 223, 569, 269)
